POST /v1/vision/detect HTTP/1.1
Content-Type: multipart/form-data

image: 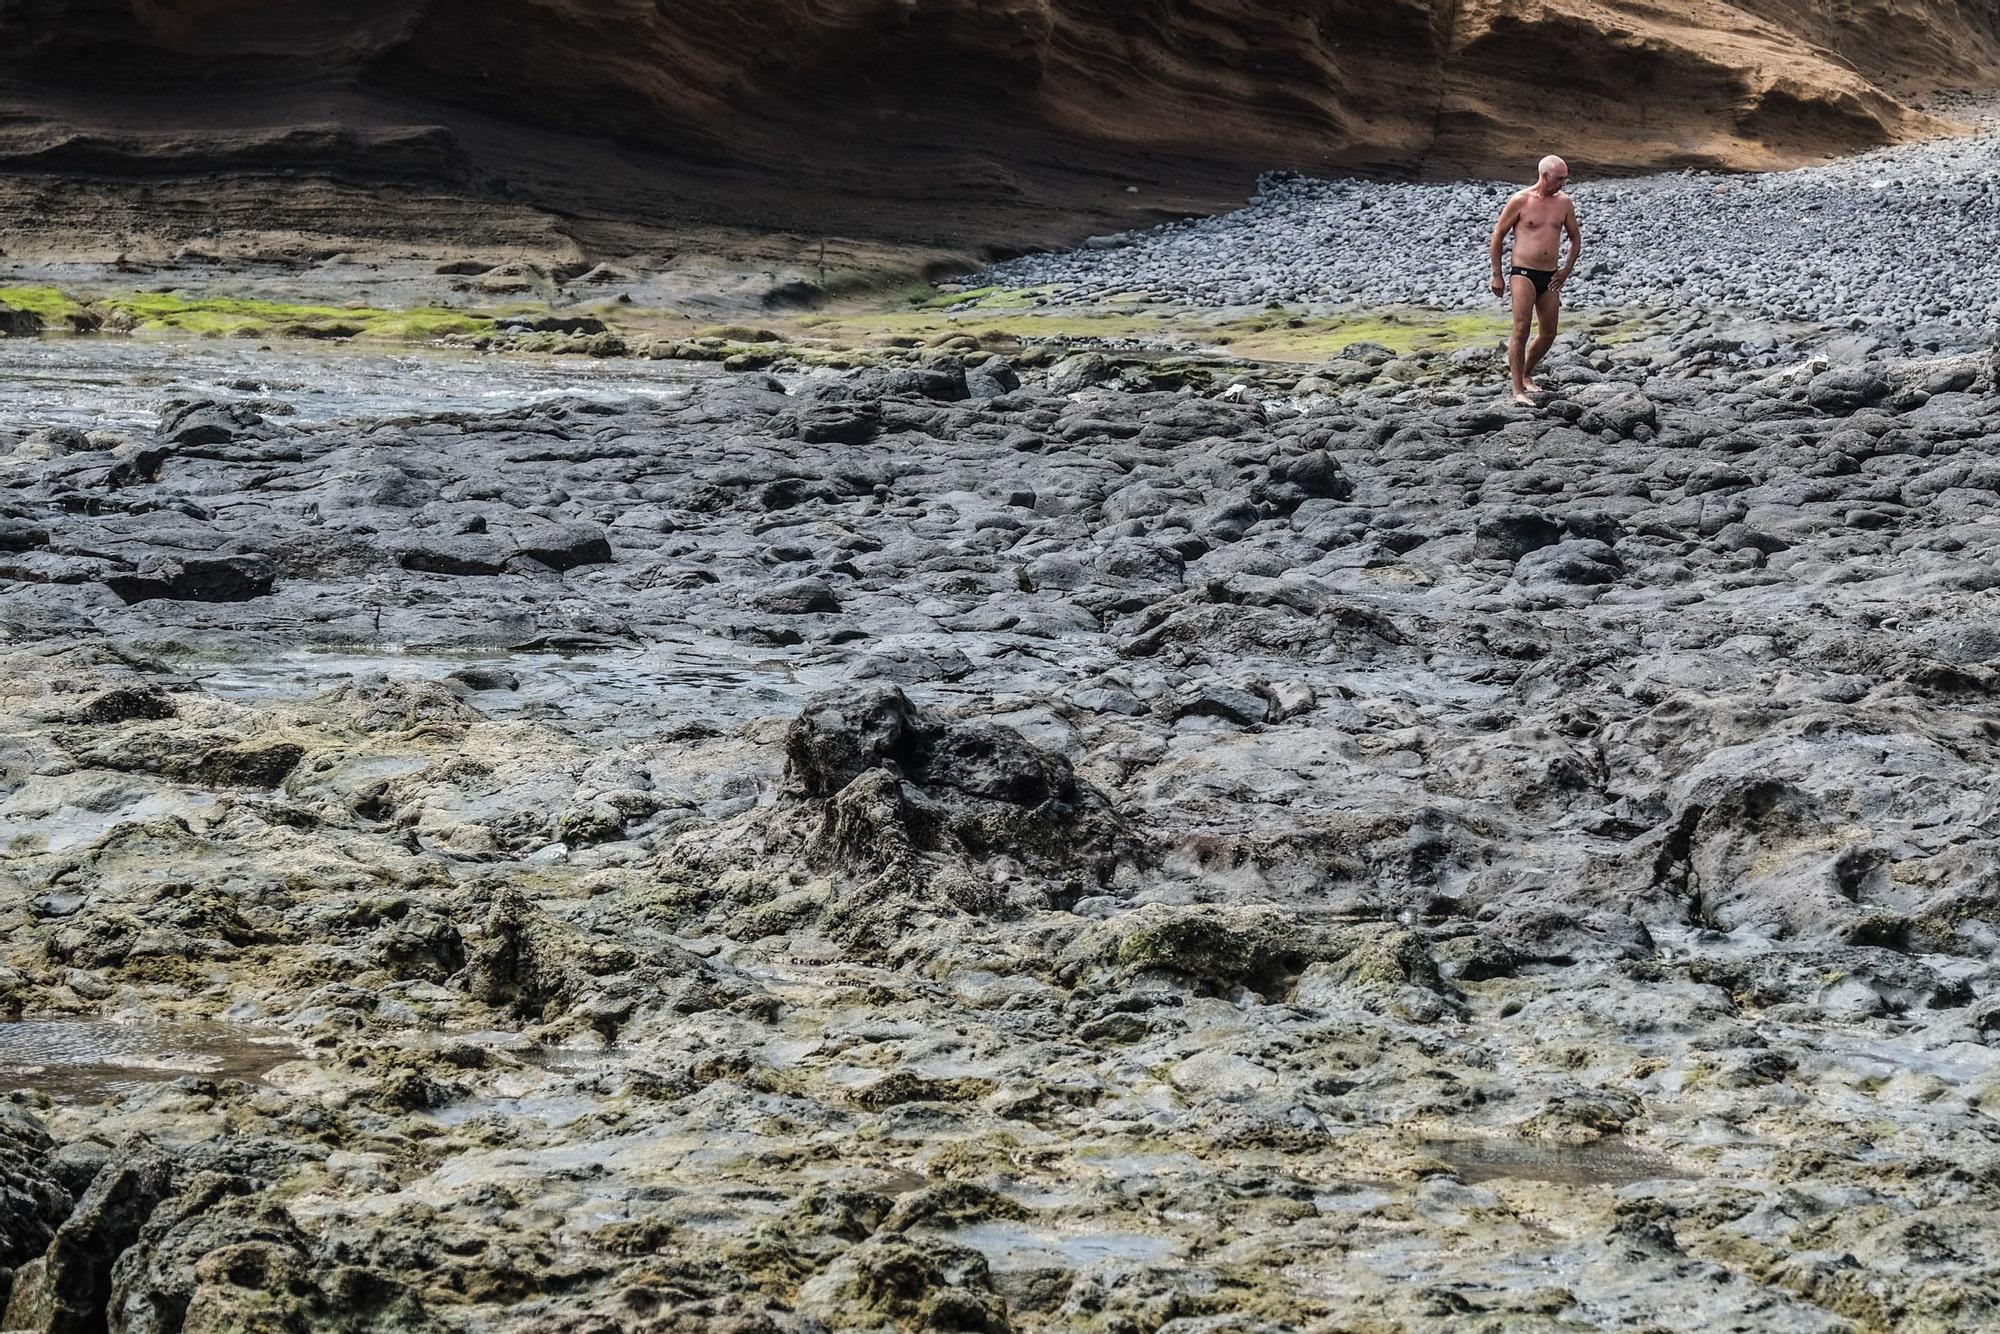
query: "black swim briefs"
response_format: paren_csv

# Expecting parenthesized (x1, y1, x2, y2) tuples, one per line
(1510, 266, 1557, 298)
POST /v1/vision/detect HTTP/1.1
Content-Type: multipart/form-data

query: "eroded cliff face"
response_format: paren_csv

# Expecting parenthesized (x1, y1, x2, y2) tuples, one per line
(0, 0, 1995, 257)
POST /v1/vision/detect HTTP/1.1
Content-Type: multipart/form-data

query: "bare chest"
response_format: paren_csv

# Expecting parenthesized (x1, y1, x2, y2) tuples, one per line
(1516, 197, 1568, 234)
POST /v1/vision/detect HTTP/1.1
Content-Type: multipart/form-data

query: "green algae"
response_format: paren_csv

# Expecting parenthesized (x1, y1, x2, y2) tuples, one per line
(1216, 309, 1509, 360)
(102, 293, 493, 340)
(916, 284, 1055, 311)
(795, 292, 1513, 364)
(692, 324, 785, 343)
(0, 285, 496, 341)
(0, 285, 86, 323)
(7, 277, 1524, 366)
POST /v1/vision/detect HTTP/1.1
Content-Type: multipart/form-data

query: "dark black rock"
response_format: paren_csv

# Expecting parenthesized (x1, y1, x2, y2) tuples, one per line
(1559, 510, 1626, 545)
(101, 554, 276, 604)
(1474, 506, 1562, 562)
(885, 365, 969, 402)
(1514, 538, 1623, 585)
(12, 1142, 175, 1334)
(515, 522, 613, 571)
(1807, 367, 1891, 413)
(922, 723, 1078, 806)
(1572, 385, 1658, 438)
(158, 400, 268, 448)
(0, 302, 41, 337)
(399, 537, 511, 576)
(796, 402, 882, 446)
(448, 665, 520, 691)
(0, 519, 51, 551)
(1281, 450, 1353, 500)
(784, 686, 922, 798)
(102, 446, 173, 489)
(0, 1108, 72, 1288)
(75, 687, 178, 724)
(1173, 683, 1271, 726)
(495, 315, 608, 335)
(965, 357, 1022, 399)
(754, 577, 841, 615)
(194, 741, 305, 788)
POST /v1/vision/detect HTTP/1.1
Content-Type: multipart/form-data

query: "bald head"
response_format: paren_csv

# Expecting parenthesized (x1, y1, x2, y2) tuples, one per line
(1535, 155, 1569, 196)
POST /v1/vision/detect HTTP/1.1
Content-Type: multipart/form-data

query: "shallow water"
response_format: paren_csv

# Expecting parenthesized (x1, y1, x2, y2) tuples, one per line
(0, 783, 222, 854)
(1424, 1136, 1687, 1187)
(0, 1017, 297, 1100)
(191, 637, 815, 739)
(937, 1221, 1182, 1271)
(0, 335, 724, 431)
(428, 1084, 603, 1129)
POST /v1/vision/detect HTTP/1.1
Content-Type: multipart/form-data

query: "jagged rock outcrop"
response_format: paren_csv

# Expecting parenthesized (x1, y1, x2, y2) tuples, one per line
(0, 0, 1995, 259)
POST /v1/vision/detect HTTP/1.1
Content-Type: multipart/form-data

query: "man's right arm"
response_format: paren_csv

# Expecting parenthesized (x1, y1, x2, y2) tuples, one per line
(1489, 194, 1521, 294)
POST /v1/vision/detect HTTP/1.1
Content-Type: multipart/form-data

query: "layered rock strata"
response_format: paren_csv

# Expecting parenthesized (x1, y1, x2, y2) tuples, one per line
(1, 0, 1996, 260)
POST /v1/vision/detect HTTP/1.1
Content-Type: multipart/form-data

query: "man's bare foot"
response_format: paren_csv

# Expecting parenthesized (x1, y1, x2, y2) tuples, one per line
(1522, 378, 1542, 393)
(1513, 390, 1538, 407)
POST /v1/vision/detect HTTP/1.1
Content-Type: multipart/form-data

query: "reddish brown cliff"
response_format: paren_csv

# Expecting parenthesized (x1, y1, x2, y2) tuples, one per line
(0, 0, 1995, 258)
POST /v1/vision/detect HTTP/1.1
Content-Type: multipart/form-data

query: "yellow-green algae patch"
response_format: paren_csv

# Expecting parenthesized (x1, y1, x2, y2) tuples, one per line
(1215, 309, 1510, 360)
(10, 276, 1542, 366)
(2, 286, 496, 341)
(791, 293, 1513, 364)
(0, 286, 88, 322)
(102, 293, 494, 340)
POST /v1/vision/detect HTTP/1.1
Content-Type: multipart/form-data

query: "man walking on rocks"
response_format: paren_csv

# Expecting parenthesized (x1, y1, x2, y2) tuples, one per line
(1489, 155, 1582, 406)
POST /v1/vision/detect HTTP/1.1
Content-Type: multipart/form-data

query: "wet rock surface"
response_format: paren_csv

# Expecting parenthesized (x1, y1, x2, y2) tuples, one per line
(5, 316, 2000, 1331)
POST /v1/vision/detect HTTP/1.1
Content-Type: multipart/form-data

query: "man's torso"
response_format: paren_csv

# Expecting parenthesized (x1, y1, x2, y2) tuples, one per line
(1510, 190, 1570, 269)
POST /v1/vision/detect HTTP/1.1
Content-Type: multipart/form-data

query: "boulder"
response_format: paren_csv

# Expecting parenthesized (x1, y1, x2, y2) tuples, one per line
(754, 576, 841, 614)
(965, 356, 1022, 399)
(1046, 352, 1114, 395)
(0, 301, 39, 336)
(105, 1175, 331, 1334)
(0, 519, 51, 551)
(1514, 538, 1622, 586)
(783, 685, 925, 798)
(1279, 449, 1352, 500)
(398, 536, 510, 576)
(884, 364, 969, 402)
(514, 522, 613, 571)
(796, 1235, 1008, 1333)
(795, 401, 881, 445)
(1807, 367, 1891, 413)
(1056, 903, 1344, 995)
(1474, 505, 1561, 561)
(0, 1108, 72, 1306)
(1571, 383, 1658, 437)
(4, 1143, 175, 1334)
(495, 314, 607, 335)
(158, 400, 269, 448)
(101, 554, 276, 604)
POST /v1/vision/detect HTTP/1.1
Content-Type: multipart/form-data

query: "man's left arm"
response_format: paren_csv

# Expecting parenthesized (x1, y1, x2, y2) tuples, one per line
(1555, 201, 1583, 289)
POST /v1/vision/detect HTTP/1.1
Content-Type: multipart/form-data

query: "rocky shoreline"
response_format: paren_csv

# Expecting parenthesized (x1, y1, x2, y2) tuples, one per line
(976, 97, 2000, 349)
(6, 239, 2000, 1328)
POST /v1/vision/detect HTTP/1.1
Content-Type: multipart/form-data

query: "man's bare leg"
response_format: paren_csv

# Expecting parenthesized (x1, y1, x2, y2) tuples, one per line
(1507, 275, 1538, 405)
(1523, 285, 1561, 392)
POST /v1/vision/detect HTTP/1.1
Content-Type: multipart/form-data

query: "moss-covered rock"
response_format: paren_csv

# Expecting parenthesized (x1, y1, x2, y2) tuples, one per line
(1055, 904, 1344, 996)
(795, 1234, 1011, 1333)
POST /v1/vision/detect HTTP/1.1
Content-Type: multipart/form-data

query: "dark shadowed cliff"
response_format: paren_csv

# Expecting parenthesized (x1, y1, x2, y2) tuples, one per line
(0, 0, 1997, 261)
